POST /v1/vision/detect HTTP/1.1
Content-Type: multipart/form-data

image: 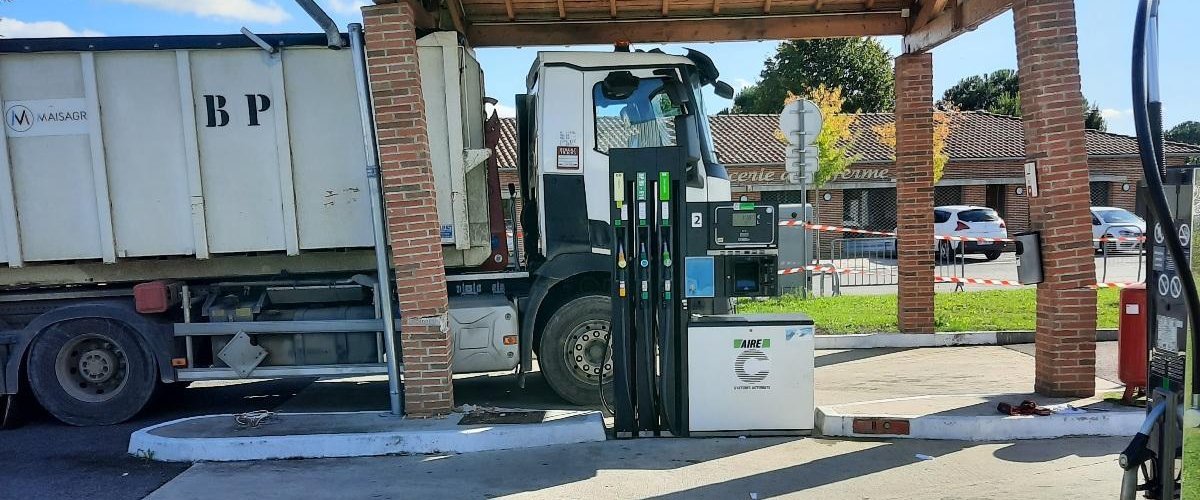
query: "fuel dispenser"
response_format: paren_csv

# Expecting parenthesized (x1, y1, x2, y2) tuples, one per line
(607, 147, 814, 438)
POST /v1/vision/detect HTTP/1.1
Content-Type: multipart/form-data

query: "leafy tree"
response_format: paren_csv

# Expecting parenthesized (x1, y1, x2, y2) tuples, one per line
(941, 69, 1018, 114)
(1166, 121, 1200, 145)
(732, 38, 894, 114)
(873, 111, 954, 183)
(1082, 98, 1106, 131)
(772, 86, 860, 188)
(941, 69, 1106, 130)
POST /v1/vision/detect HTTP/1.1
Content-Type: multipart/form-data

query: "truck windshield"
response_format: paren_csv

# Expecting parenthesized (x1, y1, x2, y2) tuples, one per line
(593, 78, 679, 154)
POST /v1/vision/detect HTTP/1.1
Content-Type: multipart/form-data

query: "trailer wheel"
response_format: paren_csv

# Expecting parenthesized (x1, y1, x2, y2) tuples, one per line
(27, 319, 156, 426)
(539, 295, 613, 406)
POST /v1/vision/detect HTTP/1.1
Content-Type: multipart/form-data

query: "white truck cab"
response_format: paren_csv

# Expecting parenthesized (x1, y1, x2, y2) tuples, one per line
(512, 49, 735, 403)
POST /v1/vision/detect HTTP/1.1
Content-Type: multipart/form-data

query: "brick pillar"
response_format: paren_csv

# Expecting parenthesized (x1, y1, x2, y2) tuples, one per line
(894, 53, 935, 334)
(363, 3, 454, 416)
(1013, 0, 1097, 397)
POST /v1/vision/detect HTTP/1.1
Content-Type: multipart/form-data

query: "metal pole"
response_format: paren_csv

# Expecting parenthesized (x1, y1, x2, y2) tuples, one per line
(798, 103, 809, 299)
(349, 23, 403, 416)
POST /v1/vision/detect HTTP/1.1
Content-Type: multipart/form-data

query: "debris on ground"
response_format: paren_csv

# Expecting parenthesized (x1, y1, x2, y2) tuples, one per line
(233, 410, 276, 428)
(915, 454, 936, 461)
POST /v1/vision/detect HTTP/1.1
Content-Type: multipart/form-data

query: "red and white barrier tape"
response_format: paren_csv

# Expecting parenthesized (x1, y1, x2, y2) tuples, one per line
(1095, 235, 1146, 243)
(780, 221, 1145, 244)
(778, 265, 868, 275)
(934, 275, 1021, 286)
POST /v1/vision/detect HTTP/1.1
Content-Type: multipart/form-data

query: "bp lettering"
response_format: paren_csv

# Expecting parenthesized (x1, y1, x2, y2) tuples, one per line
(203, 93, 272, 128)
(204, 95, 229, 128)
(246, 94, 271, 126)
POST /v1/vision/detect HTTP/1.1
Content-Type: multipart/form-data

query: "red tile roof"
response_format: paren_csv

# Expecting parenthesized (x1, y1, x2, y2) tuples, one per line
(494, 111, 1200, 169)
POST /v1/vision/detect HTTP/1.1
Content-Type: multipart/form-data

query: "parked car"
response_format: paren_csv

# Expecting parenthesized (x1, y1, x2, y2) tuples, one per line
(934, 205, 1008, 261)
(1091, 206, 1145, 253)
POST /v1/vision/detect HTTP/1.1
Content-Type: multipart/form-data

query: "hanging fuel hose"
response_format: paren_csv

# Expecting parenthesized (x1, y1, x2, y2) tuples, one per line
(1120, 0, 1195, 497)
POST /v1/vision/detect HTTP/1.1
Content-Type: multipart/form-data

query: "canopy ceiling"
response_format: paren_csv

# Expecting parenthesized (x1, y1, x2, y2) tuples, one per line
(378, 0, 1010, 50)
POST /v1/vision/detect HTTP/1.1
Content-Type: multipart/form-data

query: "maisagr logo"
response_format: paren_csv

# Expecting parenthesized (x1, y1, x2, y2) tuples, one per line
(6, 105, 34, 133)
(3, 98, 91, 138)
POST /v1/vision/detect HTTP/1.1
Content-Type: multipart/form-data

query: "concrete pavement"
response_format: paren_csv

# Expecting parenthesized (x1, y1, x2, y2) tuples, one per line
(145, 436, 1127, 499)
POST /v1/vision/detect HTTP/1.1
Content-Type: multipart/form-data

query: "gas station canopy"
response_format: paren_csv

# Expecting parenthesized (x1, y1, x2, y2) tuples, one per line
(382, 0, 1011, 50)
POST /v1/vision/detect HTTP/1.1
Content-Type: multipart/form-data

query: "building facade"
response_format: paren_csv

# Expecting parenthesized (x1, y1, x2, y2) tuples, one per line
(495, 111, 1200, 252)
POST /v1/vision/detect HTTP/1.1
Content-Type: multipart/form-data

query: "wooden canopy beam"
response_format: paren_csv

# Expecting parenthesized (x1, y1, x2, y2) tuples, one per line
(904, 0, 1011, 53)
(557, 0, 567, 18)
(466, 11, 907, 46)
(504, 0, 515, 20)
(446, 0, 468, 34)
(865, 0, 875, 9)
(814, 0, 825, 11)
(611, 0, 618, 17)
(763, 0, 773, 14)
(713, 0, 721, 15)
(910, 0, 949, 31)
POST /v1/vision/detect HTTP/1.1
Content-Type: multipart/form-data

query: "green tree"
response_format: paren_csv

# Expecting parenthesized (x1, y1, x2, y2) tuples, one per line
(731, 38, 894, 114)
(941, 69, 1018, 114)
(941, 69, 1106, 130)
(1166, 121, 1200, 145)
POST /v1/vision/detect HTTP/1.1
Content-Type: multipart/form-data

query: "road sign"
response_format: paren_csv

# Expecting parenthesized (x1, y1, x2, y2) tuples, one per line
(778, 99, 823, 147)
(784, 146, 817, 185)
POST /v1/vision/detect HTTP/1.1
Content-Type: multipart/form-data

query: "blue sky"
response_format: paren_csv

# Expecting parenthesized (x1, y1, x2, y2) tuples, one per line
(2, 1, 1195, 135)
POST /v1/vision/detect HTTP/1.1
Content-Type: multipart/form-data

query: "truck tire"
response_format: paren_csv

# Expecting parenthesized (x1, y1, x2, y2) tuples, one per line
(539, 295, 613, 406)
(27, 319, 156, 426)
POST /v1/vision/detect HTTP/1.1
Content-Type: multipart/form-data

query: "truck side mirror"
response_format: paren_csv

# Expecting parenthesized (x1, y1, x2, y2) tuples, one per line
(713, 80, 735, 99)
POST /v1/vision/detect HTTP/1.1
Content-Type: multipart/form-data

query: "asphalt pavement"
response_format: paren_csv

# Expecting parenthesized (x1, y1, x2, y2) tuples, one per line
(147, 436, 1128, 499)
(0, 378, 315, 500)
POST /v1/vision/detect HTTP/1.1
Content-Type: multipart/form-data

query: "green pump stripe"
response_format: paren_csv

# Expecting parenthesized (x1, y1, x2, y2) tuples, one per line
(658, 172, 670, 201)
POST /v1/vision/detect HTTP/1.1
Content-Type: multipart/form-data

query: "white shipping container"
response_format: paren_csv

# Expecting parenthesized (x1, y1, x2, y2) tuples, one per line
(0, 32, 492, 276)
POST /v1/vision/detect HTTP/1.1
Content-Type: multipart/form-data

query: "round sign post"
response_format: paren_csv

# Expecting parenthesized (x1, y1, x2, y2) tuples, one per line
(778, 99, 823, 299)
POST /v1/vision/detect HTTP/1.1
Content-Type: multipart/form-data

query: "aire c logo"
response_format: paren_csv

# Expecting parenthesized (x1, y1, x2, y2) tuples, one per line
(5, 104, 33, 133)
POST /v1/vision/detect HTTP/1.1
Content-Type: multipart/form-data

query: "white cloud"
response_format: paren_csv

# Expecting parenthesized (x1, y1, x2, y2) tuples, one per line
(0, 19, 104, 38)
(111, 0, 291, 24)
(1100, 108, 1132, 120)
(1100, 108, 1136, 135)
(490, 103, 516, 118)
(328, 0, 370, 16)
(733, 78, 755, 91)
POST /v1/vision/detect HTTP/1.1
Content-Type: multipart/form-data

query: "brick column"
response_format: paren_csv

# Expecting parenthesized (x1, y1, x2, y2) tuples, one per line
(894, 53, 935, 334)
(363, 3, 454, 416)
(1013, 0, 1097, 397)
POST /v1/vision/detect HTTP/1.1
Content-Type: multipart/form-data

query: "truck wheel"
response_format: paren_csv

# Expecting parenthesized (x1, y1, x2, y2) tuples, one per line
(27, 319, 156, 426)
(539, 295, 613, 406)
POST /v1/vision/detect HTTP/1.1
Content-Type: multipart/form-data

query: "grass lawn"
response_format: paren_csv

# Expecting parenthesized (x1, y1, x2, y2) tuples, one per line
(739, 288, 1120, 334)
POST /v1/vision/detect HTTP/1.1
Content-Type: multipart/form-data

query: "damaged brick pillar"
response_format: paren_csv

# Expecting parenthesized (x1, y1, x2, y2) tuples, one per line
(363, 2, 454, 416)
(1013, 0, 1097, 397)
(894, 52, 936, 334)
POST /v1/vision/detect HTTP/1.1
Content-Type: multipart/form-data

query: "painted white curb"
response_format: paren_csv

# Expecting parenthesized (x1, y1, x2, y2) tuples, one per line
(816, 405, 1144, 441)
(814, 329, 1116, 349)
(128, 410, 606, 462)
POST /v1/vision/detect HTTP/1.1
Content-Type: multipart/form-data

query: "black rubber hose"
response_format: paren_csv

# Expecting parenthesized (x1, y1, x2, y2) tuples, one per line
(1132, 0, 1200, 349)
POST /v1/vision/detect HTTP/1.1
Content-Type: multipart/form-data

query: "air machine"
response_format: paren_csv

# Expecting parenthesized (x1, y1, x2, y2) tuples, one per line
(606, 144, 814, 438)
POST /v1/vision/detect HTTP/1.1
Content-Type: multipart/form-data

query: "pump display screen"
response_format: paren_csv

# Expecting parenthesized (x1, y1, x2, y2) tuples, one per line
(731, 212, 757, 227)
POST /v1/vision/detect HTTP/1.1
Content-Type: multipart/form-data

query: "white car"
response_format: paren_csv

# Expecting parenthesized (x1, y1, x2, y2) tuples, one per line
(934, 205, 1008, 261)
(1091, 207, 1145, 253)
